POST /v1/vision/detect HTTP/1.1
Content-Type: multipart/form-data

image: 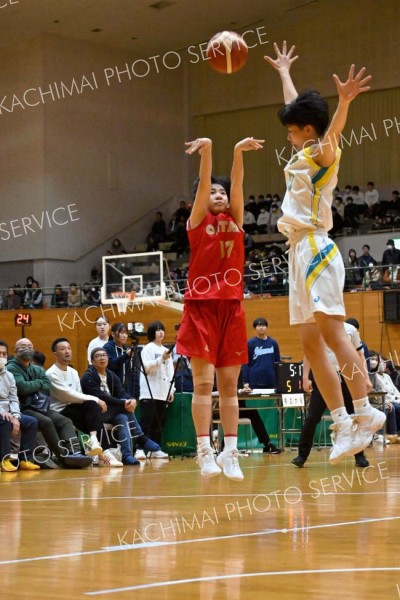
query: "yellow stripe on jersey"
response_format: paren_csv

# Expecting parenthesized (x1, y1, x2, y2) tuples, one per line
(305, 233, 339, 294)
(303, 147, 341, 226)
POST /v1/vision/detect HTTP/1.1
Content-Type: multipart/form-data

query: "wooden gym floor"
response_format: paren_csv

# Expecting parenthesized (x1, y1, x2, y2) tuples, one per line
(1, 445, 399, 600)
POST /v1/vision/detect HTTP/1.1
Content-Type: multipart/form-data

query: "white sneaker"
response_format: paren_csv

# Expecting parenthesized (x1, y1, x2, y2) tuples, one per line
(147, 449, 169, 459)
(134, 449, 147, 460)
(196, 447, 221, 478)
(216, 449, 244, 481)
(98, 449, 123, 467)
(92, 455, 99, 466)
(86, 434, 103, 457)
(329, 419, 363, 464)
(373, 434, 389, 444)
(351, 406, 387, 452)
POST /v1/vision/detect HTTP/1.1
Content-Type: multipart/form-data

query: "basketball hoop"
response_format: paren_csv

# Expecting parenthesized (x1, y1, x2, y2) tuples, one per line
(110, 291, 135, 314)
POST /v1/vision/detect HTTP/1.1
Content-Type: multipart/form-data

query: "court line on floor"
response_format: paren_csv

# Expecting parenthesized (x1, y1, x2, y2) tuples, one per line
(0, 488, 398, 504)
(0, 514, 399, 568)
(84, 566, 400, 595)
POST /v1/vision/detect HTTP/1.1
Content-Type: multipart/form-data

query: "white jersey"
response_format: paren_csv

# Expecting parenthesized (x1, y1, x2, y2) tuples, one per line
(277, 146, 341, 236)
(325, 323, 362, 370)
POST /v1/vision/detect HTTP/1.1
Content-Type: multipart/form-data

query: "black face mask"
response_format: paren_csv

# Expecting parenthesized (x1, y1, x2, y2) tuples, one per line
(17, 348, 34, 361)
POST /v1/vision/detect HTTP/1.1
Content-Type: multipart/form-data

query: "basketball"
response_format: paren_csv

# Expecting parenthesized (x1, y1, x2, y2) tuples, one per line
(206, 31, 248, 74)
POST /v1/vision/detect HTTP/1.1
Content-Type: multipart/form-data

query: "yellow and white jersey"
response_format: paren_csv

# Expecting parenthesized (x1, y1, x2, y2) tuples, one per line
(277, 146, 341, 236)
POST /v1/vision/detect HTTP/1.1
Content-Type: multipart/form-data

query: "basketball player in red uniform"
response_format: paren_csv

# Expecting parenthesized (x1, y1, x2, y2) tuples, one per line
(176, 136, 263, 480)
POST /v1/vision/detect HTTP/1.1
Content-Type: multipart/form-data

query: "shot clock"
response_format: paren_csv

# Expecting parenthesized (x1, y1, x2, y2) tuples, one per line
(14, 312, 32, 326)
(275, 362, 303, 394)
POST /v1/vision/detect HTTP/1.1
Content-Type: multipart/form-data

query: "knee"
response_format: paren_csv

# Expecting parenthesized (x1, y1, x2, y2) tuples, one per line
(193, 382, 213, 396)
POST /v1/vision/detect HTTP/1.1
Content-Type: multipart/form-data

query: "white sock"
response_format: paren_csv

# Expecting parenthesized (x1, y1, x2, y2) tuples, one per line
(224, 436, 238, 451)
(331, 407, 351, 425)
(197, 436, 211, 450)
(353, 397, 370, 414)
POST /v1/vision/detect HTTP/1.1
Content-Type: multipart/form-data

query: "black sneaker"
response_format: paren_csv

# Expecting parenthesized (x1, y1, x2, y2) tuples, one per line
(263, 443, 282, 454)
(355, 454, 369, 468)
(291, 455, 306, 468)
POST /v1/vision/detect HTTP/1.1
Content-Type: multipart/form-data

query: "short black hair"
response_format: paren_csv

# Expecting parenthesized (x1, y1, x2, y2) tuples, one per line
(33, 350, 46, 367)
(362, 244, 370, 250)
(91, 346, 108, 360)
(51, 337, 69, 352)
(192, 176, 231, 200)
(147, 320, 165, 341)
(253, 317, 268, 328)
(367, 181, 374, 186)
(0, 340, 8, 352)
(278, 89, 329, 136)
(345, 318, 359, 330)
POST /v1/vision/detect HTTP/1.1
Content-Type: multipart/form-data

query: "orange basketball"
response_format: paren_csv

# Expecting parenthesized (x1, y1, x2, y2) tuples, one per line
(206, 31, 248, 74)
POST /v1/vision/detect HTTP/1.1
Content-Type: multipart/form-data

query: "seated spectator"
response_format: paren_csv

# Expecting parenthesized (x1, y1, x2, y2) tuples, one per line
(175, 200, 190, 222)
(89, 267, 102, 286)
(345, 249, 362, 289)
(30, 281, 43, 309)
(81, 283, 101, 307)
(110, 238, 126, 255)
(32, 351, 46, 368)
(334, 196, 345, 218)
(352, 185, 367, 218)
(5, 287, 21, 310)
(0, 340, 39, 472)
(382, 239, 400, 266)
(51, 285, 68, 308)
(81, 349, 162, 463)
(369, 353, 400, 443)
(22, 276, 34, 308)
(245, 195, 258, 219)
(383, 265, 400, 287)
(268, 204, 282, 233)
(330, 206, 343, 237)
(67, 283, 82, 307)
(343, 197, 359, 232)
(7, 338, 92, 469)
(363, 260, 383, 290)
(243, 208, 256, 234)
(364, 181, 379, 216)
(256, 208, 269, 233)
(150, 211, 167, 244)
(358, 244, 375, 270)
(244, 232, 254, 255)
(47, 338, 123, 467)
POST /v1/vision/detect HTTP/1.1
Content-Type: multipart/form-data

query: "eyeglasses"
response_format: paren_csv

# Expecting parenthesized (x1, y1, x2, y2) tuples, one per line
(93, 353, 108, 359)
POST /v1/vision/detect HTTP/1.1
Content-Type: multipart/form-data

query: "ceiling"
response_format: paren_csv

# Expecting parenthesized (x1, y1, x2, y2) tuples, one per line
(0, 0, 318, 56)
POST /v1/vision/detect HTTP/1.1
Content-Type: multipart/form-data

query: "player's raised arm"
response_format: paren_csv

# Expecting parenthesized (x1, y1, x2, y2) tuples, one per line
(264, 41, 299, 104)
(229, 137, 264, 228)
(313, 65, 371, 167)
(185, 137, 212, 228)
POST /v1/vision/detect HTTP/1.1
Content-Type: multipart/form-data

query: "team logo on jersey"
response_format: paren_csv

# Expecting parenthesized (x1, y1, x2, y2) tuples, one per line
(205, 221, 239, 235)
(235, 351, 245, 356)
(313, 296, 320, 303)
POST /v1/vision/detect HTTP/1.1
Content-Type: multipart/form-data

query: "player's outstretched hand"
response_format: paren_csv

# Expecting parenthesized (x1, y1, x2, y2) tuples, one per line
(264, 41, 298, 72)
(235, 137, 264, 152)
(333, 65, 371, 103)
(185, 138, 212, 155)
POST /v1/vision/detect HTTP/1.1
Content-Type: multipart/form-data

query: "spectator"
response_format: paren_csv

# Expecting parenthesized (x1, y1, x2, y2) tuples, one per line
(32, 351, 46, 368)
(81, 349, 162, 463)
(87, 316, 111, 364)
(364, 181, 379, 216)
(256, 208, 269, 233)
(358, 244, 375, 270)
(330, 206, 343, 237)
(240, 317, 281, 454)
(139, 321, 174, 452)
(352, 185, 367, 218)
(334, 196, 345, 218)
(150, 211, 167, 244)
(345, 249, 362, 289)
(146, 236, 159, 252)
(67, 283, 82, 308)
(369, 354, 400, 443)
(30, 281, 43, 309)
(22, 276, 34, 308)
(243, 208, 256, 234)
(0, 340, 39, 472)
(110, 238, 126, 255)
(245, 195, 258, 219)
(81, 283, 101, 307)
(47, 338, 123, 467)
(363, 259, 383, 290)
(382, 239, 400, 266)
(175, 200, 190, 222)
(51, 285, 68, 308)
(343, 196, 359, 232)
(5, 287, 21, 310)
(268, 203, 282, 233)
(7, 338, 91, 469)
(103, 323, 138, 398)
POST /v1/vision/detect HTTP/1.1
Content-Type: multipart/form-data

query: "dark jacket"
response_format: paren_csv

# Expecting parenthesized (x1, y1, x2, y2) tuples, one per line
(80, 365, 130, 407)
(103, 341, 139, 398)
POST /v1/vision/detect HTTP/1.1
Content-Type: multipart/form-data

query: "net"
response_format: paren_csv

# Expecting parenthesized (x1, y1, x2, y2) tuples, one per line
(110, 291, 135, 314)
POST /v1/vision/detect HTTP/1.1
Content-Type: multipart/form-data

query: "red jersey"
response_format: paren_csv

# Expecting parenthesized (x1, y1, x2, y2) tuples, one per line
(184, 211, 244, 300)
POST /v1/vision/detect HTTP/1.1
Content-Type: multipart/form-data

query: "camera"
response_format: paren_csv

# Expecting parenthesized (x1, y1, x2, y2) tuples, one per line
(127, 322, 147, 339)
